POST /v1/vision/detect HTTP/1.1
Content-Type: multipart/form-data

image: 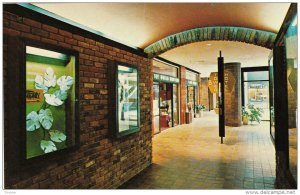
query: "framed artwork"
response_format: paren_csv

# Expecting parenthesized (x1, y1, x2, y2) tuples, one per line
(24, 40, 79, 160)
(108, 61, 140, 138)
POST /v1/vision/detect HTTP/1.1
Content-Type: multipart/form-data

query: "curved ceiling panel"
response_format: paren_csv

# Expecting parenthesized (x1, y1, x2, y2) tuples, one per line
(144, 26, 276, 57)
(34, 3, 290, 48)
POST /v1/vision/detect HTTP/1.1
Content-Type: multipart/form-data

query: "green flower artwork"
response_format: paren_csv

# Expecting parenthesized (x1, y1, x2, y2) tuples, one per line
(26, 65, 74, 158)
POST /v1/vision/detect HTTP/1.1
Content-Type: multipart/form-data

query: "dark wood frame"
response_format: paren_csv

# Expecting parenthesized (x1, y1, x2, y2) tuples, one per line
(272, 3, 297, 188)
(108, 60, 140, 138)
(6, 37, 80, 167)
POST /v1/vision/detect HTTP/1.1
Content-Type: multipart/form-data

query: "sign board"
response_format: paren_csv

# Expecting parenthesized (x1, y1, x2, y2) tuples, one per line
(26, 89, 44, 104)
(186, 80, 198, 86)
(209, 71, 236, 93)
(153, 73, 179, 84)
(208, 72, 218, 93)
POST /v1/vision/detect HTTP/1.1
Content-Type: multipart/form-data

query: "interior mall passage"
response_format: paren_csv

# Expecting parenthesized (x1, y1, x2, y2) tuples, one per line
(121, 111, 275, 189)
(3, 3, 297, 190)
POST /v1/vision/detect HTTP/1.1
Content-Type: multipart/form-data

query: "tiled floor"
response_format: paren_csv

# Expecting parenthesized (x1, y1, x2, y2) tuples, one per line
(120, 111, 276, 189)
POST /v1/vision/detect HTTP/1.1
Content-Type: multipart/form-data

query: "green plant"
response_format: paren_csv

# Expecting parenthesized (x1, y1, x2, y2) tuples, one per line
(248, 104, 263, 124)
(242, 106, 249, 117)
(196, 104, 206, 111)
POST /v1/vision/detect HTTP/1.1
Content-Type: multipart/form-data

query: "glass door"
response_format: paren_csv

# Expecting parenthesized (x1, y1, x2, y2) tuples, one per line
(187, 86, 195, 117)
(153, 83, 160, 134)
(159, 83, 172, 131)
(173, 84, 179, 126)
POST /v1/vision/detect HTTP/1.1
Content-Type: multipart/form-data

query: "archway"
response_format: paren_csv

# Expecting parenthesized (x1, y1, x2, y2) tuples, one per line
(144, 26, 276, 57)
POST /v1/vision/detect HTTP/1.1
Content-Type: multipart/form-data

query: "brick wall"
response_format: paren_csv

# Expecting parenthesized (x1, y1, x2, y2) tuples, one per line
(200, 77, 209, 110)
(180, 66, 187, 124)
(224, 63, 242, 127)
(3, 10, 152, 189)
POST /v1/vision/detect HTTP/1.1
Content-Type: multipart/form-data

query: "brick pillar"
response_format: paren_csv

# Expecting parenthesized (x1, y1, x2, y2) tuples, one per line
(224, 62, 242, 127)
(200, 77, 209, 110)
(180, 67, 186, 124)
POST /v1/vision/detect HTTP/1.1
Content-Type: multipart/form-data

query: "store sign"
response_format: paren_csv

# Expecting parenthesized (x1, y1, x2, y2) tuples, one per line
(208, 71, 236, 93)
(153, 73, 179, 84)
(208, 72, 218, 93)
(187, 80, 198, 86)
(26, 89, 44, 104)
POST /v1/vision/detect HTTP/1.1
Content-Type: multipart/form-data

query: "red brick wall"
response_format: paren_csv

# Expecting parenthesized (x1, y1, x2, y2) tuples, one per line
(3, 10, 152, 189)
(180, 67, 186, 124)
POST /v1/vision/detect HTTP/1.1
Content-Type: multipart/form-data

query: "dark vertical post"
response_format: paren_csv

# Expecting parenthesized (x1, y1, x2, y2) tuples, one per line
(218, 51, 225, 144)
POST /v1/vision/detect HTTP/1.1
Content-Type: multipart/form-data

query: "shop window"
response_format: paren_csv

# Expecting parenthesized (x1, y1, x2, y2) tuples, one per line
(284, 14, 297, 182)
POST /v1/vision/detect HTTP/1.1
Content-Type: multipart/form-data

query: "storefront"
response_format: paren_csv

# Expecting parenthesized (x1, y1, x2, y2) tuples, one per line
(186, 70, 199, 118)
(271, 4, 297, 188)
(153, 59, 179, 134)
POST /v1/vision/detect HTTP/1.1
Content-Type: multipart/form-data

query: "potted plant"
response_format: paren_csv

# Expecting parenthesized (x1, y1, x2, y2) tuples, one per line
(242, 106, 249, 125)
(248, 104, 263, 124)
(196, 104, 206, 117)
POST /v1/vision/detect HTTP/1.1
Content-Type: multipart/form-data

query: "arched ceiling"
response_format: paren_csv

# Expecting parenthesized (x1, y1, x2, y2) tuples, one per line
(33, 3, 290, 49)
(160, 41, 271, 77)
(32, 3, 290, 76)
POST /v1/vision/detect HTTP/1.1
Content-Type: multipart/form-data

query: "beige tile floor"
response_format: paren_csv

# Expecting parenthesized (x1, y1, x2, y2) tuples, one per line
(120, 111, 276, 189)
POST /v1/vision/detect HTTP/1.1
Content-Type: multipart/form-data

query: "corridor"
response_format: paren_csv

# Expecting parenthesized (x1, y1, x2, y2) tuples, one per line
(121, 111, 275, 189)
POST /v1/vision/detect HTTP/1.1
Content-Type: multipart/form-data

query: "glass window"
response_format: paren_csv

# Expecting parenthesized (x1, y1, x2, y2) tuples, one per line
(118, 65, 138, 132)
(244, 71, 269, 81)
(26, 46, 77, 159)
(153, 60, 178, 78)
(244, 81, 270, 121)
(153, 83, 160, 134)
(186, 71, 197, 81)
(269, 56, 275, 140)
(173, 84, 179, 126)
(284, 14, 297, 182)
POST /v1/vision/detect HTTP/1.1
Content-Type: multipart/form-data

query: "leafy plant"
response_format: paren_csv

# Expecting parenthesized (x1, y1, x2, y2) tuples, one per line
(242, 106, 249, 117)
(26, 67, 73, 154)
(196, 104, 206, 111)
(248, 104, 263, 124)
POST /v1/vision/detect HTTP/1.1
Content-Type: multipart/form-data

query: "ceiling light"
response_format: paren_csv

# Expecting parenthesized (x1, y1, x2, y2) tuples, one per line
(206, 44, 212, 46)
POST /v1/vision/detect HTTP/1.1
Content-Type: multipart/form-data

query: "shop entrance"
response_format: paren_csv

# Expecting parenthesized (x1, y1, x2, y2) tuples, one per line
(153, 82, 179, 133)
(187, 86, 196, 117)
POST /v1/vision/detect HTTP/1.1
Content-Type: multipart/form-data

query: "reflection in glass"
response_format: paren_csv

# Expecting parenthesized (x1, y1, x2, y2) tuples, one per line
(244, 71, 269, 81)
(153, 83, 160, 134)
(187, 86, 195, 116)
(173, 84, 179, 126)
(118, 65, 138, 132)
(244, 81, 270, 120)
(284, 14, 297, 182)
(159, 83, 172, 131)
(153, 60, 178, 78)
(269, 56, 275, 140)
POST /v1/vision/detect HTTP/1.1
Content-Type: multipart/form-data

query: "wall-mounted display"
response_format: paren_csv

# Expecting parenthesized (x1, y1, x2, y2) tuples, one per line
(108, 61, 140, 138)
(25, 44, 78, 159)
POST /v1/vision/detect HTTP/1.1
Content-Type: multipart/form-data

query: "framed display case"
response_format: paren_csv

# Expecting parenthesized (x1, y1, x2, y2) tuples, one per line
(25, 41, 79, 160)
(108, 61, 140, 138)
(6, 37, 79, 163)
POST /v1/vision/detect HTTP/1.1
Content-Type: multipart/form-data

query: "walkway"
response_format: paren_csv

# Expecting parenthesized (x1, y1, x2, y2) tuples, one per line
(120, 111, 276, 189)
